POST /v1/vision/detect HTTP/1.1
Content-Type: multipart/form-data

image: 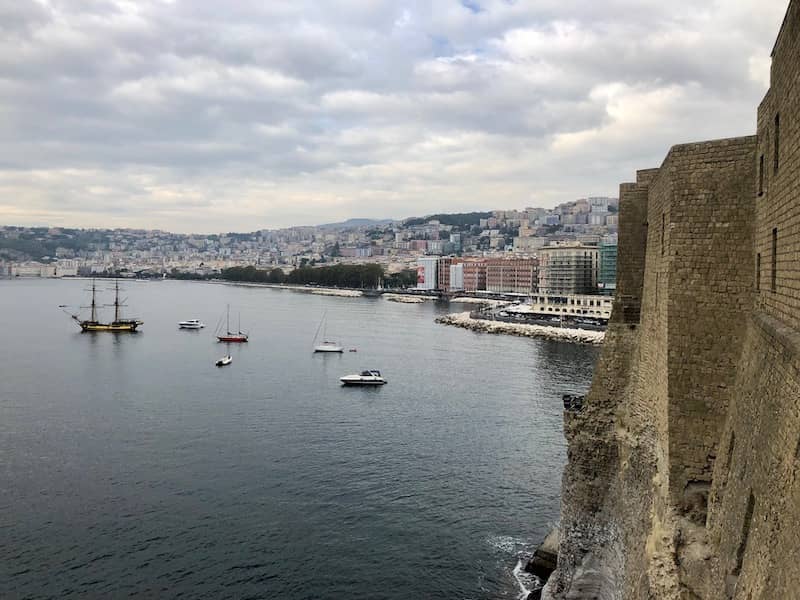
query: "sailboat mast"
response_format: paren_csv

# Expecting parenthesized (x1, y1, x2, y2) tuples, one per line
(114, 280, 121, 322)
(226, 304, 231, 334)
(91, 280, 97, 322)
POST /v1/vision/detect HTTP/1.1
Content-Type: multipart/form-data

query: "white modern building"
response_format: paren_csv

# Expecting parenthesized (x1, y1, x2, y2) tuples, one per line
(416, 257, 438, 290)
(449, 263, 464, 291)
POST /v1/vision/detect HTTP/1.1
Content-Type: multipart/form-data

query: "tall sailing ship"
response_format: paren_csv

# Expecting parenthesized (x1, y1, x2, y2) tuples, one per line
(69, 280, 143, 332)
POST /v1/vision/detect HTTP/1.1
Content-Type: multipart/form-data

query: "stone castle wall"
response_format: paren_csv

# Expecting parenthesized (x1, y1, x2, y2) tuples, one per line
(544, 3, 800, 598)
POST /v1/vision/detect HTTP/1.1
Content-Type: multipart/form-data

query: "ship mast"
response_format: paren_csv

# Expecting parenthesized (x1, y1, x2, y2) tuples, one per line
(91, 280, 97, 322)
(114, 280, 121, 322)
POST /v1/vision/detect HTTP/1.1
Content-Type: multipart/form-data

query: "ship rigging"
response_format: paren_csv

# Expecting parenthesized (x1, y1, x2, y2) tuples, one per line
(64, 280, 143, 332)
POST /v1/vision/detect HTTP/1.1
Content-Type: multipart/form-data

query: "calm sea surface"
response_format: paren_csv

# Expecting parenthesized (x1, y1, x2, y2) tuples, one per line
(0, 279, 598, 599)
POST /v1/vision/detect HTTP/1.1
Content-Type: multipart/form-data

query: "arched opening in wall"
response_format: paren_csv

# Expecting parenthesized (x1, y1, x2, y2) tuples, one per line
(733, 492, 756, 577)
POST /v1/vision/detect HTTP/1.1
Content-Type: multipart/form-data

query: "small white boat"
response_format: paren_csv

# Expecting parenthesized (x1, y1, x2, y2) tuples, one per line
(340, 370, 387, 386)
(216, 355, 232, 367)
(179, 319, 205, 329)
(314, 341, 344, 353)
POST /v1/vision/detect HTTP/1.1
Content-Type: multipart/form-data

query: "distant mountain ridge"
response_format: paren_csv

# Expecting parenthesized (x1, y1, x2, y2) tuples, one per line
(316, 218, 395, 229)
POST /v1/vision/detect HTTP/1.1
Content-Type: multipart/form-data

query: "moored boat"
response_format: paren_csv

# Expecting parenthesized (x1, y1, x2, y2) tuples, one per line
(216, 305, 248, 342)
(66, 280, 143, 332)
(216, 355, 232, 367)
(340, 370, 387, 386)
(312, 310, 343, 353)
(314, 341, 344, 353)
(179, 319, 205, 329)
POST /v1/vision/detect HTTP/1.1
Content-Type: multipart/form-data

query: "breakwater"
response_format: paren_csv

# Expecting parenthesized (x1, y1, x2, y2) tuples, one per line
(436, 312, 605, 345)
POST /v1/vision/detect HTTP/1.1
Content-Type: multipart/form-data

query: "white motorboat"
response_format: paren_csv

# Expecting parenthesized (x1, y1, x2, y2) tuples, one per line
(314, 341, 344, 353)
(216, 355, 232, 367)
(312, 310, 343, 353)
(340, 370, 387, 386)
(179, 319, 205, 329)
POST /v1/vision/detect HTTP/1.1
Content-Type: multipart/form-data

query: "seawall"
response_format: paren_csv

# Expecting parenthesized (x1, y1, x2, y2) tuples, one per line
(544, 3, 800, 598)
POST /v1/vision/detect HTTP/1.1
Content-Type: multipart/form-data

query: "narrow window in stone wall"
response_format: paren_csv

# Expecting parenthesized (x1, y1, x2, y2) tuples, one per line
(758, 154, 764, 196)
(774, 113, 780, 172)
(733, 493, 756, 576)
(756, 254, 761, 291)
(661, 213, 665, 256)
(771, 228, 778, 292)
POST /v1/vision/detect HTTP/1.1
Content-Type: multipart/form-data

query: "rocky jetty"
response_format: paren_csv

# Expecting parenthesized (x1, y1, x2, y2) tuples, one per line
(435, 312, 604, 345)
(383, 293, 429, 303)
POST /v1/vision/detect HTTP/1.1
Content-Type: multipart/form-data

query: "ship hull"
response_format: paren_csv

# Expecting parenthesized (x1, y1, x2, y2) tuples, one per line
(217, 336, 248, 343)
(80, 321, 142, 332)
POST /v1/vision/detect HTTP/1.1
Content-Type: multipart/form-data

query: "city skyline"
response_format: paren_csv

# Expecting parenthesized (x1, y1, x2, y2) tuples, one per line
(1, 0, 788, 233)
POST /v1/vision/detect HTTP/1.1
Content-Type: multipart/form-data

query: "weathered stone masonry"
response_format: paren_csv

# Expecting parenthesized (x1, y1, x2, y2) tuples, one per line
(544, 3, 800, 599)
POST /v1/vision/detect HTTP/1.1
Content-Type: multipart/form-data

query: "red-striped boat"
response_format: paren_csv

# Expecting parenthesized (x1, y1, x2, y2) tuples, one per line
(216, 304, 249, 343)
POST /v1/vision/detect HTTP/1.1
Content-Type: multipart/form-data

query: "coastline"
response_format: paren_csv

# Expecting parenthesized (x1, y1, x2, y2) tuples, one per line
(436, 312, 605, 345)
(207, 280, 364, 297)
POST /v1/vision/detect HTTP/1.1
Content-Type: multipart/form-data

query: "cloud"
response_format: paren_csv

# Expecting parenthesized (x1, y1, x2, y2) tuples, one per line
(0, 0, 790, 232)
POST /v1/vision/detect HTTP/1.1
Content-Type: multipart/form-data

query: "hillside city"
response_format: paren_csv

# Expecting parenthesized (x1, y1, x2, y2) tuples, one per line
(1, 195, 618, 319)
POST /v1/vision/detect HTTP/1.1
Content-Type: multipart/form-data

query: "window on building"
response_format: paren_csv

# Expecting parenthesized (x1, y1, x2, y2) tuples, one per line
(771, 228, 777, 293)
(774, 113, 780, 173)
(756, 253, 761, 291)
(758, 154, 764, 196)
(661, 213, 666, 256)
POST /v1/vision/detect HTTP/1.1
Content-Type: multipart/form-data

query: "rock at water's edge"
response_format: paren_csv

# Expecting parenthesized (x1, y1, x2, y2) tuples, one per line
(525, 527, 559, 581)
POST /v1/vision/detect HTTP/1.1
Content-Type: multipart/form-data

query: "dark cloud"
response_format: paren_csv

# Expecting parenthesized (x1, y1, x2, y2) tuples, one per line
(0, 0, 789, 232)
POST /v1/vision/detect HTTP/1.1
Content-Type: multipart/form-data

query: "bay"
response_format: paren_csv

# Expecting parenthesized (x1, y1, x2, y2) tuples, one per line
(0, 279, 598, 599)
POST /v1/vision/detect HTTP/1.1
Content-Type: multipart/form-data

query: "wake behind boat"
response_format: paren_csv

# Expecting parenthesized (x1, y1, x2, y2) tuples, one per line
(340, 370, 387, 386)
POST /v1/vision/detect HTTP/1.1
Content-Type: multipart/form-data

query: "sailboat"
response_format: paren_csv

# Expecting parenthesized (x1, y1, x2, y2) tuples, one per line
(68, 279, 143, 332)
(216, 304, 248, 343)
(313, 310, 343, 353)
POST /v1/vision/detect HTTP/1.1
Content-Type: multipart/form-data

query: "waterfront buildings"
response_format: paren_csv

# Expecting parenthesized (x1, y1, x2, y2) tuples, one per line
(485, 258, 538, 294)
(416, 257, 438, 290)
(520, 293, 613, 320)
(598, 240, 618, 296)
(449, 263, 464, 291)
(537, 245, 598, 295)
(463, 260, 487, 292)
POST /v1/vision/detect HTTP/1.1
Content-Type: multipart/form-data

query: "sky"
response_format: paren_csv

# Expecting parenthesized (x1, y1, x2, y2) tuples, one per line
(0, 0, 790, 233)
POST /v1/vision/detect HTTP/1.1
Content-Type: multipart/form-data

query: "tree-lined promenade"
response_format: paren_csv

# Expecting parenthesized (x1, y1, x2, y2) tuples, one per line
(218, 264, 416, 289)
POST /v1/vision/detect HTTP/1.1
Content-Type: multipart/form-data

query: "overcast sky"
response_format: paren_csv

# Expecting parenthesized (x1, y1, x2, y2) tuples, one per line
(0, 0, 789, 233)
